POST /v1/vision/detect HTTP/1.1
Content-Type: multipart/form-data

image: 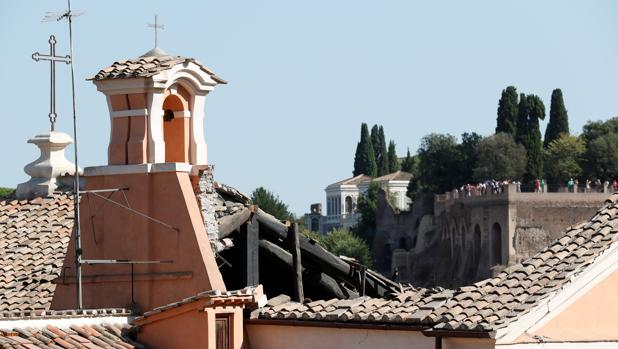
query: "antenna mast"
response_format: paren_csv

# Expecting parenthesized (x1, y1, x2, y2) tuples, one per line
(66, 0, 83, 311)
(44, 0, 83, 309)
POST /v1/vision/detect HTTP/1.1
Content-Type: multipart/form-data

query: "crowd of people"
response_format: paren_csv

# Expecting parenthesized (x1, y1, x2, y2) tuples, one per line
(449, 179, 520, 198)
(566, 178, 618, 193)
(446, 178, 618, 199)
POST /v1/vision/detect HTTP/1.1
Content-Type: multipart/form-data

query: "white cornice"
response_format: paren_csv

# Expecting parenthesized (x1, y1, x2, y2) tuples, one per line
(84, 163, 194, 176)
(93, 78, 165, 95)
(111, 109, 149, 118)
(0, 315, 130, 330)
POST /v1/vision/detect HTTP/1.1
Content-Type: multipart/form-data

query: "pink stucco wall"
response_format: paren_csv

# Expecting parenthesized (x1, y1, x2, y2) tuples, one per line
(527, 268, 618, 342)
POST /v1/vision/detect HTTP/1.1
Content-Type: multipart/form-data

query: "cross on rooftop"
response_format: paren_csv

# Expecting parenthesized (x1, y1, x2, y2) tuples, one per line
(32, 35, 71, 131)
(147, 14, 165, 48)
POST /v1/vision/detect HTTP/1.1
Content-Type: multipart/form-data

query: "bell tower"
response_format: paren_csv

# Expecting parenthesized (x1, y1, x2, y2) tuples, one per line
(52, 48, 228, 312)
(91, 47, 226, 167)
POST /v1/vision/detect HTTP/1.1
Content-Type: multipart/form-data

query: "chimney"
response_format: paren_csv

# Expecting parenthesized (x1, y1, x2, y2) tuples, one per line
(15, 131, 80, 199)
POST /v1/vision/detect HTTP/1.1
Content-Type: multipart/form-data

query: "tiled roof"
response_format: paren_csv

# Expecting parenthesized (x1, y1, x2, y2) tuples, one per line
(255, 286, 446, 322)
(135, 286, 262, 323)
(329, 174, 373, 187)
(0, 315, 142, 348)
(256, 192, 618, 332)
(0, 308, 130, 320)
(90, 52, 226, 84)
(374, 170, 413, 182)
(0, 194, 74, 312)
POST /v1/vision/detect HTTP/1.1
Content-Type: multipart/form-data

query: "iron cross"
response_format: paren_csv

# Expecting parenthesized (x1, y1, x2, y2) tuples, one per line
(32, 35, 71, 131)
(147, 14, 164, 48)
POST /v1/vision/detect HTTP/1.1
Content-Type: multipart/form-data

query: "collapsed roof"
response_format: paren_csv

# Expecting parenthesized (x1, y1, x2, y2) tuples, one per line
(0, 174, 401, 315)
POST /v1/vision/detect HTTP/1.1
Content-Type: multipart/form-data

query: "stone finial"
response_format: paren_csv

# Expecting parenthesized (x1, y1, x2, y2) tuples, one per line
(16, 131, 82, 199)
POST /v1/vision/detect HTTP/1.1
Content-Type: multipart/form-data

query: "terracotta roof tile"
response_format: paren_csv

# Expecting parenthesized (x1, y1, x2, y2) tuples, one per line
(0, 194, 74, 312)
(0, 313, 142, 348)
(257, 193, 618, 333)
(90, 54, 226, 84)
(373, 171, 413, 182)
(329, 175, 373, 187)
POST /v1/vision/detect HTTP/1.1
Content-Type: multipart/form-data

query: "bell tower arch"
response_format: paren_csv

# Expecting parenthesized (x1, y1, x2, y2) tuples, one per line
(90, 47, 226, 167)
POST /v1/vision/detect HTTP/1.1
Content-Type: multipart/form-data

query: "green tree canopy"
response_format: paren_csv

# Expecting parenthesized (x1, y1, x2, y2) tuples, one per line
(370, 125, 380, 163)
(400, 148, 417, 174)
(526, 95, 546, 179)
(584, 133, 618, 180)
(353, 123, 377, 177)
(581, 117, 618, 179)
(250, 187, 294, 221)
(319, 228, 373, 266)
(473, 133, 527, 181)
(387, 140, 400, 172)
(515, 93, 529, 146)
(354, 182, 381, 244)
(581, 117, 618, 145)
(416, 133, 464, 194)
(544, 134, 585, 184)
(496, 86, 519, 136)
(377, 126, 389, 176)
(460, 132, 483, 184)
(402, 149, 419, 202)
(406, 177, 419, 202)
(516, 94, 546, 180)
(544, 89, 570, 147)
(0, 188, 13, 198)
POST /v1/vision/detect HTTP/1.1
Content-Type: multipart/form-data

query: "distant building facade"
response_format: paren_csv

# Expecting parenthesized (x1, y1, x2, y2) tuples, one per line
(304, 171, 412, 233)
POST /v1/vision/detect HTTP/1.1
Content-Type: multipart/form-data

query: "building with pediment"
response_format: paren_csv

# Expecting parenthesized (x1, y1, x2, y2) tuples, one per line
(305, 171, 413, 234)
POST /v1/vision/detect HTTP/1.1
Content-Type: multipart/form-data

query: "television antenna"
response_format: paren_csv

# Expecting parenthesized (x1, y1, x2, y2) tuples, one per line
(42, 10, 85, 22)
(43, 0, 84, 309)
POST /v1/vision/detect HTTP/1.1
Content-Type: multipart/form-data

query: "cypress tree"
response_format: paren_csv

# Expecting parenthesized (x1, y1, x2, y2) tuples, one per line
(370, 125, 380, 165)
(387, 140, 400, 172)
(524, 95, 546, 179)
(353, 123, 377, 177)
(515, 93, 529, 146)
(377, 126, 389, 176)
(544, 88, 570, 147)
(496, 86, 519, 136)
(401, 148, 414, 173)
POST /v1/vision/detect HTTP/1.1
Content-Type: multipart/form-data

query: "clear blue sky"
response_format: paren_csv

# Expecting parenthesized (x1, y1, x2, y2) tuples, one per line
(2, 1, 618, 215)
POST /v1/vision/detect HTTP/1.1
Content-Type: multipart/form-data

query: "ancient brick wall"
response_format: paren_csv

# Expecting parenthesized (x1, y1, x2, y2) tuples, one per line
(375, 185, 608, 288)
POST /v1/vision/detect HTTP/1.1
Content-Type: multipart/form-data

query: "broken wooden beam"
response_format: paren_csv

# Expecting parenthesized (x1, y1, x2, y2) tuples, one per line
(258, 239, 346, 299)
(254, 209, 352, 277)
(218, 208, 251, 238)
(254, 208, 399, 298)
(240, 215, 259, 286)
(288, 222, 304, 302)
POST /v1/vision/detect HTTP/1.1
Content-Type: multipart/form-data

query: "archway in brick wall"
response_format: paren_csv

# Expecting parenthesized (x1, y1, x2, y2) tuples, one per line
(491, 222, 502, 266)
(473, 224, 482, 269)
